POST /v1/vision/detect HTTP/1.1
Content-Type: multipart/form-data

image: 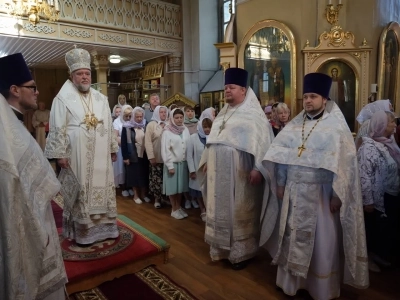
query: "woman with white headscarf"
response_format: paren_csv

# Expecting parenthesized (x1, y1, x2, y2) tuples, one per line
(112, 105, 130, 190)
(355, 99, 392, 149)
(121, 106, 149, 204)
(161, 108, 191, 219)
(145, 105, 169, 208)
(358, 110, 400, 272)
(186, 108, 215, 221)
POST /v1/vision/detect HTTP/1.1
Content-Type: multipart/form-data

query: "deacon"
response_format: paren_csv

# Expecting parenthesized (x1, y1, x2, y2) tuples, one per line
(199, 67, 274, 270)
(45, 48, 119, 246)
(262, 73, 369, 299)
(0, 53, 67, 299)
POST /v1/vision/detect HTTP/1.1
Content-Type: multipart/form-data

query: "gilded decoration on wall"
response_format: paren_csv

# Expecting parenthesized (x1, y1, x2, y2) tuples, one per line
(377, 22, 400, 113)
(303, 3, 372, 133)
(238, 20, 297, 110)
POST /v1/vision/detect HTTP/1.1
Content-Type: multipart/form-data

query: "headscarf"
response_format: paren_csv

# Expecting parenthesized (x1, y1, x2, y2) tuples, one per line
(112, 105, 121, 118)
(197, 107, 215, 139)
(151, 105, 169, 125)
(164, 108, 186, 135)
(356, 99, 391, 124)
(117, 94, 127, 107)
(184, 107, 199, 124)
(119, 105, 134, 128)
(130, 106, 146, 129)
(368, 110, 400, 168)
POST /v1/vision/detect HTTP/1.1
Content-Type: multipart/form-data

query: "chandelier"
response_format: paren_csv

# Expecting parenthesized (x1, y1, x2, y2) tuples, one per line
(4, 0, 60, 25)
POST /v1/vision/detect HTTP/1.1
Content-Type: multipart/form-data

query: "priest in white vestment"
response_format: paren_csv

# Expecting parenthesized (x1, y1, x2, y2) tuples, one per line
(262, 73, 369, 299)
(45, 48, 119, 246)
(32, 101, 50, 151)
(0, 53, 67, 300)
(199, 68, 274, 270)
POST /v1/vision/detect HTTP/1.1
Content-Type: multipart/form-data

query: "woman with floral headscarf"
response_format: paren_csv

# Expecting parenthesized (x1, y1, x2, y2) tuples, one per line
(145, 105, 169, 208)
(358, 110, 400, 272)
(355, 99, 392, 149)
(161, 108, 190, 219)
(121, 106, 150, 204)
(186, 108, 214, 221)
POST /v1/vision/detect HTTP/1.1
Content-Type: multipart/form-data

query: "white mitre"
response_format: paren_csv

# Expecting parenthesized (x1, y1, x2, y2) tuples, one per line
(65, 48, 91, 73)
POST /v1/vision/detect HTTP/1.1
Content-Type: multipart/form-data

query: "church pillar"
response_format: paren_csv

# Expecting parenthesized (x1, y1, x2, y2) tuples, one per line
(91, 51, 109, 97)
(168, 52, 183, 96)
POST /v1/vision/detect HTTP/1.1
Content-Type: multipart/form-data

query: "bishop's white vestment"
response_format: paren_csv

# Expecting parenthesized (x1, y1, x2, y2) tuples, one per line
(45, 80, 119, 244)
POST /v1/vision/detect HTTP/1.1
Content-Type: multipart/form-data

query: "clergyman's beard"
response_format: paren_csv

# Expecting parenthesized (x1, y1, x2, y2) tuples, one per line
(76, 83, 90, 93)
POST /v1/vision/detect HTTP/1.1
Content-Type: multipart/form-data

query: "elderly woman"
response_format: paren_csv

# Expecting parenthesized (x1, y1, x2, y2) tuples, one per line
(272, 102, 290, 136)
(358, 110, 400, 272)
(121, 107, 150, 204)
(355, 99, 392, 149)
(113, 105, 130, 189)
(145, 105, 168, 208)
(112, 94, 127, 112)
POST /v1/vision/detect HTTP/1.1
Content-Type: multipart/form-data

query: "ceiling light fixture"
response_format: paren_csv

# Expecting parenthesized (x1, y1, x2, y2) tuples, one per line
(109, 55, 121, 64)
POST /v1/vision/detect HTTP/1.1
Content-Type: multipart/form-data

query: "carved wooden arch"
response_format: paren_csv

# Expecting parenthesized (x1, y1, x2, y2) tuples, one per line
(303, 25, 372, 132)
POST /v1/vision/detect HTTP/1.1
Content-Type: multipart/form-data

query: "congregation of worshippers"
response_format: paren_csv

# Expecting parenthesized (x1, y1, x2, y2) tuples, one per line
(1, 49, 400, 300)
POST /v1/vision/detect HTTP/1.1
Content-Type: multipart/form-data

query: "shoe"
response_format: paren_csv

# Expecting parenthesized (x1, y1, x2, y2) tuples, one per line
(179, 207, 188, 218)
(154, 201, 161, 209)
(144, 196, 151, 203)
(122, 190, 129, 197)
(171, 210, 184, 219)
(231, 260, 248, 270)
(368, 258, 381, 272)
(185, 199, 191, 209)
(200, 212, 206, 222)
(128, 189, 134, 196)
(134, 198, 143, 204)
(191, 200, 199, 208)
(115, 185, 120, 189)
(370, 253, 391, 267)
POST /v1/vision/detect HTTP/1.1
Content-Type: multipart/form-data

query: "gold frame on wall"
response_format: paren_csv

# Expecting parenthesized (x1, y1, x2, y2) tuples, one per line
(238, 19, 297, 114)
(377, 21, 400, 114)
(303, 25, 372, 133)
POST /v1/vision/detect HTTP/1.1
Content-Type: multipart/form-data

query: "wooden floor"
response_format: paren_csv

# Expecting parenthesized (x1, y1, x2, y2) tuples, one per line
(117, 193, 400, 300)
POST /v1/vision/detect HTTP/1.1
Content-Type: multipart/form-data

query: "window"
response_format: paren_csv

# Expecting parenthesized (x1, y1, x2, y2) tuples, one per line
(221, 0, 235, 42)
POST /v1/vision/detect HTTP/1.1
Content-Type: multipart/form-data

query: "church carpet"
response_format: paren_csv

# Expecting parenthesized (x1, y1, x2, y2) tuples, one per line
(50, 200, 170, 295)
(71, 265, 198, 300)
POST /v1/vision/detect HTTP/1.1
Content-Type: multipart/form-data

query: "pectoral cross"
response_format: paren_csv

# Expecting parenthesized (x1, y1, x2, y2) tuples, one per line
(218, 121, 226, 135)
(297, 145, 306, 157)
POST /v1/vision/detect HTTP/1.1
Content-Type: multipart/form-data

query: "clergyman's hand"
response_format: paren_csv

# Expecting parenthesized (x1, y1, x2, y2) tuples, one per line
(57, 158, 69, 169)
(248, 169, 262, 185)
(330, 196, 342, 213)
(277, 185, 285, 200)
(111, 153, 117, 162)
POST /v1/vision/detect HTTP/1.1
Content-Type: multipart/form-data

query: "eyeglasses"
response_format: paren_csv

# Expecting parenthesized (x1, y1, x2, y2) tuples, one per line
(19, 85, 38, 93)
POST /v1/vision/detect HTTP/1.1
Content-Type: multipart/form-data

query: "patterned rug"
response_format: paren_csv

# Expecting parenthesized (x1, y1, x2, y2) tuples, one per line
(71, 265, 197, 300)
(61, 225, 135, 261)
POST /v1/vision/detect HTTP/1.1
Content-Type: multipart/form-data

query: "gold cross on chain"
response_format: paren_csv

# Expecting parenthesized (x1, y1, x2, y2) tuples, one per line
(297, 145, 306, 157)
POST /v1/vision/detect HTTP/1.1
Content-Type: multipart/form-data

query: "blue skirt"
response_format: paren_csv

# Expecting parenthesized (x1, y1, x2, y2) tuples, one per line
(163, 161, 189, 196)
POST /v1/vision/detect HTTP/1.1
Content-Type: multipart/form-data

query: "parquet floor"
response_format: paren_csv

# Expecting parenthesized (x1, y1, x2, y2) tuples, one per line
(116, 193, 399, 300)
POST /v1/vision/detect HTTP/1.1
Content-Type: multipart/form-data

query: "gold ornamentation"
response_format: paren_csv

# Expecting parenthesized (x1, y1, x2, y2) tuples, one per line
(80, 92, 98, 130)
(321, 25, 354, 48)
(5, 0, 60, 26)
(353, 52, 361, 62)
(298, 114, 323, 157)
(362, 38, 368, 46)
(305, 40, 310, 47)
(221, 62, 230, 72)
(309, 53, 322, 64)
(325, 4, 343, 26)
